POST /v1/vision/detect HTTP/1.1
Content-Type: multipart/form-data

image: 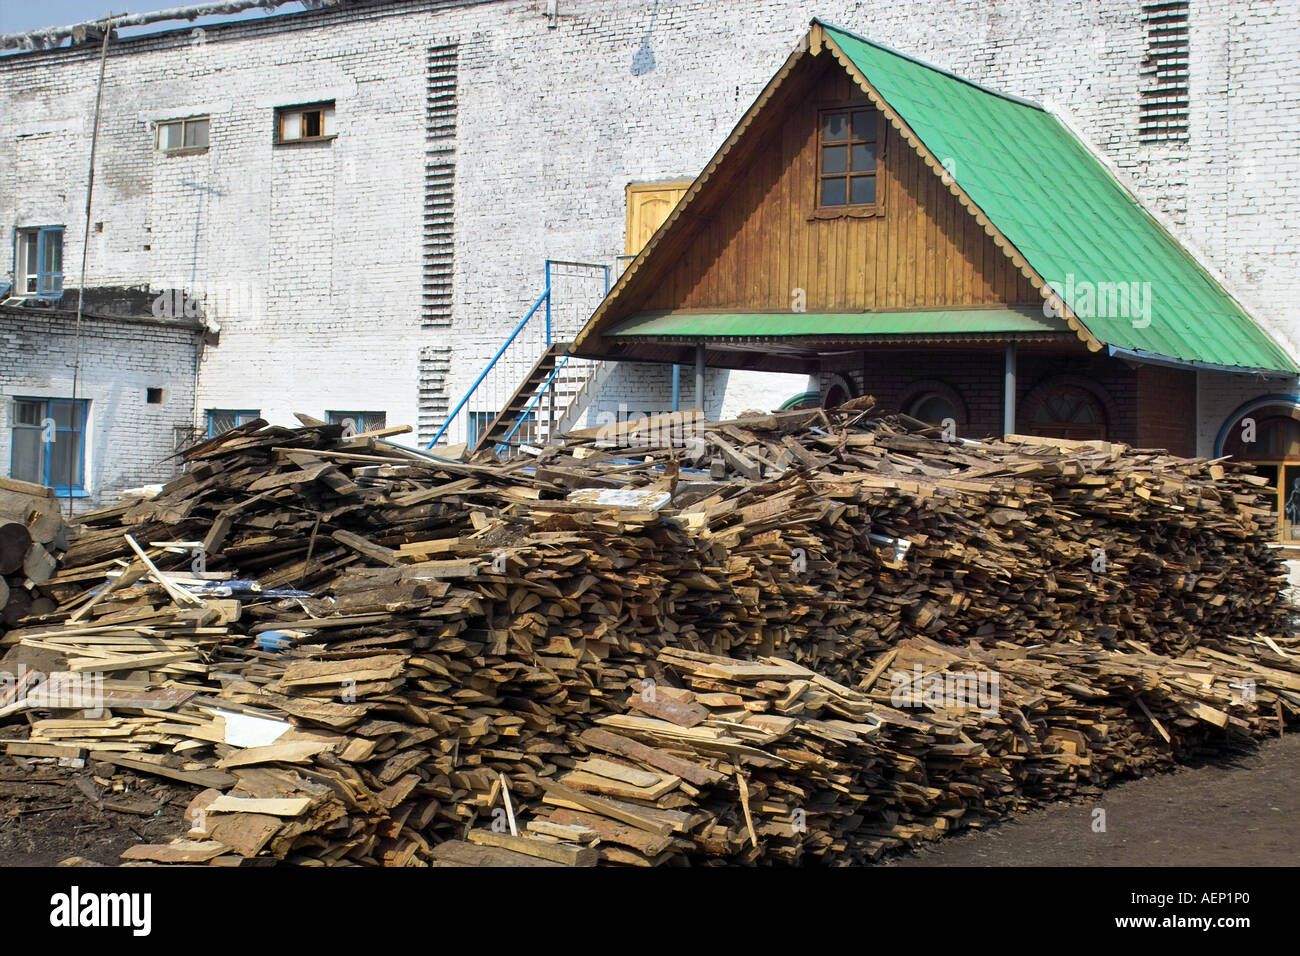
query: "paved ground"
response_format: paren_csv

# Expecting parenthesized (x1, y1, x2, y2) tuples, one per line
(886, 734, 1299, 866)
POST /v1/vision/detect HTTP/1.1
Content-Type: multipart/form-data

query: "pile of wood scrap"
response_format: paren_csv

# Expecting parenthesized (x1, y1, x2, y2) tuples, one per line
(0, 478, 70, 629)
(0, 410, 1294, 866)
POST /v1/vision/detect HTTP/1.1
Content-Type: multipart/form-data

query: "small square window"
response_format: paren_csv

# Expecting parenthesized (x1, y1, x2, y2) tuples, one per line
(158, 121, 183, 151)
(147, 388, 163, 404)
(276, 101, 336, 145)
(183, 117, 209, 149)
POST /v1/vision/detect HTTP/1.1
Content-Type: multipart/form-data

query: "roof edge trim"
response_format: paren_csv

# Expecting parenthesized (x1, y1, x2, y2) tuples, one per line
(1105, 344, 1298, 377)
(819, 26, 1107, 356)
(814, 19, 1047, 112)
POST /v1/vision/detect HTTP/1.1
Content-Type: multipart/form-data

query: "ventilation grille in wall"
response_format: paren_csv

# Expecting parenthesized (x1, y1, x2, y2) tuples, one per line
(1139, 1, 1189, 144)
(418, 345, 452, 446)
(424, 41, 457, 328)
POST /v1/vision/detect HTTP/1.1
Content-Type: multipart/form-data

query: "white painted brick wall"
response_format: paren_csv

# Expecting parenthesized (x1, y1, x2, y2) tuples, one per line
(0, 312, 200, 509)
(1, 0, 1295, 458)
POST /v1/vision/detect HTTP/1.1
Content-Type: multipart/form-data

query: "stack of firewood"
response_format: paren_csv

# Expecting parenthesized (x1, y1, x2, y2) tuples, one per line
(0, 410, 1294, 865)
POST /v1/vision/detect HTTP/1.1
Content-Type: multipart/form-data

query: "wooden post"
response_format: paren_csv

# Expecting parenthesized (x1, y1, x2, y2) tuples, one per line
(695, 344, 706, 417)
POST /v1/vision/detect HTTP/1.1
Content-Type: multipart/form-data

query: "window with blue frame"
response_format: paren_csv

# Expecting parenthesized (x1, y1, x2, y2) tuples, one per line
(327, 410, 386, 436)
(206, 409, 260, 438)
(467, 411, 495, 446)
(15, 226, 64, 296)
(468, 410, 536, 446)
(10, 398, 88, 496)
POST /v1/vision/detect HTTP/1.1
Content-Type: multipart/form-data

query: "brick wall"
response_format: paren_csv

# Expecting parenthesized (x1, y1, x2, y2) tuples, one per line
(824, 348, 1145, 445)
(1, 0, 1295, 455)
(0, 310, 201, 509)
(1198, 368, 1300, 456)
(1135, 364, 1197, 456)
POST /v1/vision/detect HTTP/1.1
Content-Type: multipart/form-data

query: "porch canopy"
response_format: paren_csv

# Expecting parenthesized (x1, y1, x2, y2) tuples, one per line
(600, 307, 1074, 373)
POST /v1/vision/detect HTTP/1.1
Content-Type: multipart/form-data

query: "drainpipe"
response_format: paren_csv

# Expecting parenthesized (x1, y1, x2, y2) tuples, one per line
(1194, 369, 1201, 456)
(1003, 342, 1017, 437)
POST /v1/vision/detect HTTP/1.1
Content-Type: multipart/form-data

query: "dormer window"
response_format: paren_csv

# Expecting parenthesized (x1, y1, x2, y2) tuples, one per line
(818, 107, 880, 212)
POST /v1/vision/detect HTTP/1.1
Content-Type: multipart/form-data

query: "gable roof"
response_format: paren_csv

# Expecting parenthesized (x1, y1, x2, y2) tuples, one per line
(573, 19, 1296, 375)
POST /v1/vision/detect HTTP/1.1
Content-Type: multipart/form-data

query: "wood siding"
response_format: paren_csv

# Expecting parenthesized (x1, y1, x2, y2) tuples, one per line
(636, 55, 1040, 314)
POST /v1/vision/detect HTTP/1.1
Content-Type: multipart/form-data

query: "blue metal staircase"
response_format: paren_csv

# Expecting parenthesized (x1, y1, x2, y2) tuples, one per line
(427, 259, 609, 456)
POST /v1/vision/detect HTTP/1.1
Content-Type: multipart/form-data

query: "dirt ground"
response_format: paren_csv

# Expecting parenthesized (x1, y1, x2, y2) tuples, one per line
(886, 734, 1300, 867)
(0, 764, 191, 867)
(1, 735, 1295, 867)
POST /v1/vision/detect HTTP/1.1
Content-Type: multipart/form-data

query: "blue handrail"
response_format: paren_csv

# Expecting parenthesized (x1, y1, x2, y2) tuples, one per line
(496, 353, 571, 453)
(427, 259, 611, 451)
(425, 283, 550, 449)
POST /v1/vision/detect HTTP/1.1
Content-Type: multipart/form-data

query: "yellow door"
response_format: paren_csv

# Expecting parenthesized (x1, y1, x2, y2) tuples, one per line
(625, 182, 691, 255)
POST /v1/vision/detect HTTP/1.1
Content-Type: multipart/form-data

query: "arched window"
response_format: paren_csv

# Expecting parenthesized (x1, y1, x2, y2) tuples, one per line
(908, 393, 959, 426)
(1022, 384, 1108, 441)
(899, 380, 967, 430)
(821, 374, 855, 409)
(1220, 403, 1300, 542)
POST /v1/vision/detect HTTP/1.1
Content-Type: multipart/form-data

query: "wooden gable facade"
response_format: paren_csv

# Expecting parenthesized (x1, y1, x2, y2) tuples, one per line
(632, 54, 1042, 317)
(570, 21, 1223, 458)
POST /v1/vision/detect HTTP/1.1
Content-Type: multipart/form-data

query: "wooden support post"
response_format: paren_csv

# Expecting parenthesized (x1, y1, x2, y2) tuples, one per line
(695, 344, 705, 417)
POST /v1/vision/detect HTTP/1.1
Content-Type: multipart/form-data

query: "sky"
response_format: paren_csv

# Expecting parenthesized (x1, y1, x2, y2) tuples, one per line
(0, 1, 313, 40)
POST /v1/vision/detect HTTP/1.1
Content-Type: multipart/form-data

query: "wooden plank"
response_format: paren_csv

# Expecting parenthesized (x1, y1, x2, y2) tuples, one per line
(205, 796, 312, 816)
(466, 829, 597, 866)
(91, 752, 235, 789)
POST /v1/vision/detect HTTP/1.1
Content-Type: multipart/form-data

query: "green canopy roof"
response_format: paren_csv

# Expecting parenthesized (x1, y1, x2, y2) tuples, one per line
(819, 21, 1296, 374)
(608, 307, 1069, 339)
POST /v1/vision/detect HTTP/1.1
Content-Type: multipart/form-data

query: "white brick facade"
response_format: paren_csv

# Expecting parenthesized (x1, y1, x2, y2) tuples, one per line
(0, 308, 201, 508)
(1, 0, 1296, 464)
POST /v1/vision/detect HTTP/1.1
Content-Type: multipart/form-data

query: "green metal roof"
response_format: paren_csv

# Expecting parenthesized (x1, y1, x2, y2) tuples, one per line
(607, 307, 1070, 338)
(820, 21, 1297, 374)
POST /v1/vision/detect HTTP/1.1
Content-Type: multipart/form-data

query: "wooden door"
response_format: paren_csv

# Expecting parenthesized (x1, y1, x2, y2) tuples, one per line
(625, 182, 691, 255)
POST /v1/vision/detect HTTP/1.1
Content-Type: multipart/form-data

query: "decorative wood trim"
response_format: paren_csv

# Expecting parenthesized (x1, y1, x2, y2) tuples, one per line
(820, 32, 1105, 354)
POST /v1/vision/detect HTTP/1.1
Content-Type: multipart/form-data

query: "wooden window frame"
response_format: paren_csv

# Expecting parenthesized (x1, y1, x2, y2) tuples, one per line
(274, 101, 337, 146)
(1246, 463, 1290, 543)
(156, 116, 210, 156)
(812, 105, 883, 220)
